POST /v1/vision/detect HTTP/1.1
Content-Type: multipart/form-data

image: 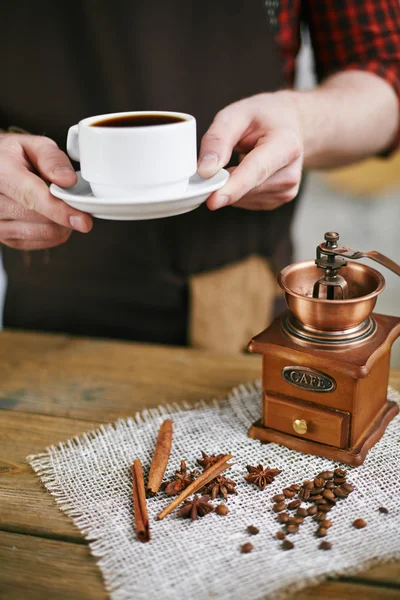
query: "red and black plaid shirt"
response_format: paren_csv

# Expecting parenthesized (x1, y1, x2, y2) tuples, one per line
(268, 0, 400, 106)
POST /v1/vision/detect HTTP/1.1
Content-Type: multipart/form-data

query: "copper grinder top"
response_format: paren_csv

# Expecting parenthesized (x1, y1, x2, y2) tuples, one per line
(278, 232, 387, 342)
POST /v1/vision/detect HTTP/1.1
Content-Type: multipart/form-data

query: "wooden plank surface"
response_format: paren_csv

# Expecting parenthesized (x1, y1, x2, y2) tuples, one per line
(0, 532, 107, 600)
(1, 330, 399, 599)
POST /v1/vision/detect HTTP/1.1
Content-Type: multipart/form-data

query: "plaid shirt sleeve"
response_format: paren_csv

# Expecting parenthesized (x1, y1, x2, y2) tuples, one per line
(302, 0, 400, 152)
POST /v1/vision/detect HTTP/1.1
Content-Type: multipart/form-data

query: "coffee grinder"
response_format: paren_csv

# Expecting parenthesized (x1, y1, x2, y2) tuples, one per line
(248, 232, 400, 466)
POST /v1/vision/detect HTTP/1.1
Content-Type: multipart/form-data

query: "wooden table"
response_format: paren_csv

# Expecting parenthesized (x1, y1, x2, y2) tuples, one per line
(1, 330, 399, 600)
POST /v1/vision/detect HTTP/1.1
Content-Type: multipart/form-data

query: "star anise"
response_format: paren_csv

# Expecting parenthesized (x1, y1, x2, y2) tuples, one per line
(203, 475, 238, 500)
(197, 451, 226, 470)
(160, 460, 198, 495)
(178, 495, 214, 520)
(245, 464, 282, 490)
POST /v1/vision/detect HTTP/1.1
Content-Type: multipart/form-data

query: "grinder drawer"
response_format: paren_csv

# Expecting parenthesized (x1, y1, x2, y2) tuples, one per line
(264, 393, 350, 448)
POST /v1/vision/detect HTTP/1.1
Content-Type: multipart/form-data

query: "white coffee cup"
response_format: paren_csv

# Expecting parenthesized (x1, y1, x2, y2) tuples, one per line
(67, 111, 197, 199)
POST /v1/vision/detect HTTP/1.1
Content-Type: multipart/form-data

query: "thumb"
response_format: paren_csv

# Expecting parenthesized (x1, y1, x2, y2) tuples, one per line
(197, 104, 251, 178)
(22, 135, 78, 187)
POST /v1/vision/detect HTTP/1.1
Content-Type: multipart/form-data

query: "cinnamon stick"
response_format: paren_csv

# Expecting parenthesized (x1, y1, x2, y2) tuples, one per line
(147, 419, 173, 496)
(157, 453, 233, 520)
(131, 459, 151, 542)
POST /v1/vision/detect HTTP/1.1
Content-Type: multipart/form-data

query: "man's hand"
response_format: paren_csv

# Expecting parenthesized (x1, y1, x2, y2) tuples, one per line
(197, 71, 399, 211)
(197, 92, 303, 211)
(0, 133, 92, 250)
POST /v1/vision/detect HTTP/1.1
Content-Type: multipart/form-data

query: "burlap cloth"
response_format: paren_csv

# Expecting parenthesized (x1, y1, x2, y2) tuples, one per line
(27, 383, 400, 600)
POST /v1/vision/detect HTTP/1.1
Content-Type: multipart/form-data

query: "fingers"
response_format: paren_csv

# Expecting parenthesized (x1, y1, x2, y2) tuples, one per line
(207, 131, 302, 210)
(206, 156, 302, 211)
(197, 102, 252, 178)
(0, 133, 92, 232)
(0, 194, 52, 223)
(22, 135, 78, 187)
(0, 220, 72, 250)
(0, 165, 92, 232)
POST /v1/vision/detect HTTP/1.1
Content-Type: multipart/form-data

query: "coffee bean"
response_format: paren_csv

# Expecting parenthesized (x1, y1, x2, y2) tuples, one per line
(281, 540, 294, 550)
(314, 478, 325, 488)
(241, 542, 254, 553)
(247, 525, 259, 535)
(319, 541, 332, 550)
(272, 494, 286, 503)
(333, 486, 347, 499)
(378, 507, 389, 514)
(216, 504, 229, 516)
(276, 531, 285, 540)
(324, 481, 334, 490)
(290, 484, 301, 492)
(290, 517, 304, 525)
(310, 487, 324, 496)
(298, 487, 310, 502)
(303, 480, 314, 489)
(277, 512, 290, 524)
(273, 502, 286, 513)
(297, 508, 308, 518)
(318, 505, 332, 513)
(321, 519, 332, 529)
(315, 527, 327, 537)
(315, 512, 326, 521)
(353, 518, 367, 529)
(286, 524, 299, 534)
(283, 488, 296, 498)
(318, 471, 334, 480)
(322, 489, 335, 501)
(333, 477, 346, 484)
(341, 483, 354, 493)
(288, 500, 301, 510)
(315, 498, 328, 505)
(334, 468, 346, 478)
(307, 506, 318, 516)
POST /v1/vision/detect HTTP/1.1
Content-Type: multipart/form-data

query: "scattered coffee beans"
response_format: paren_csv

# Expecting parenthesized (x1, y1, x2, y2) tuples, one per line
(378, 507, 389, 514)
(288, 500, 301, 510)
(286, 524, 299, 534)
(353, 518, 367, 529)
(216, 504, 229, 516)
(241, 542, 254, 553)
(281, 540, 294, 550)
(247, 525, 259, 535)
(314, 477, 325, 488)
(272, 494, 285, 503)
(334, 468, 346, 478)
(277, 512, 290, 524)
(273, 502, 286, 513)
(297, 508, 308, 518)
(318, 471, 334, 480)
(283, 488, 296, 498)
(276, 531, 285, 540)
(315, 527, 327, 538)
(322, 489, 335, 501)
(321, 519, 332, 529)
(319, 541, 332, 551)
(307, 506, 318, 516)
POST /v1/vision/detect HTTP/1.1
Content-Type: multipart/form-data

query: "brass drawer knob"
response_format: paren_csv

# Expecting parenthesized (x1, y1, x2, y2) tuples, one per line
(293, 419, 308, 434)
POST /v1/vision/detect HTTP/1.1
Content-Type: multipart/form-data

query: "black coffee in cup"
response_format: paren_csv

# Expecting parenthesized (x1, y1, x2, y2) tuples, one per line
(91, 114, 186, 127)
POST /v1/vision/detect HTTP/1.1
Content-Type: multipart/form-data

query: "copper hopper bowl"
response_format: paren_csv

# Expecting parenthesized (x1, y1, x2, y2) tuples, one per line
(278, 260, 385, 332)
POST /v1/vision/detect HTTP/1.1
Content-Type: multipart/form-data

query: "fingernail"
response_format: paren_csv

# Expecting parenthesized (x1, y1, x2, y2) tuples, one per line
(198, 152, 219, 172)
(53, 166, 75, 175)
(69, 215, 88, 232)
(213, 195, 230, 210)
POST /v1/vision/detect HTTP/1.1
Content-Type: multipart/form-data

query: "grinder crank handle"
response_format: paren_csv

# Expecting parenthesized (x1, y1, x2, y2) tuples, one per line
(320, 242, 400, 276)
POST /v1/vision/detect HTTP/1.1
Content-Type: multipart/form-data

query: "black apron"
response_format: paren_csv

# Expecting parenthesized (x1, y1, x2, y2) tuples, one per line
(0, 0, 293, 344)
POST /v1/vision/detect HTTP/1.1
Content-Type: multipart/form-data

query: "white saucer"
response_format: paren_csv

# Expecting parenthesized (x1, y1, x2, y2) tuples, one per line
(50, 170, 229, 220)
